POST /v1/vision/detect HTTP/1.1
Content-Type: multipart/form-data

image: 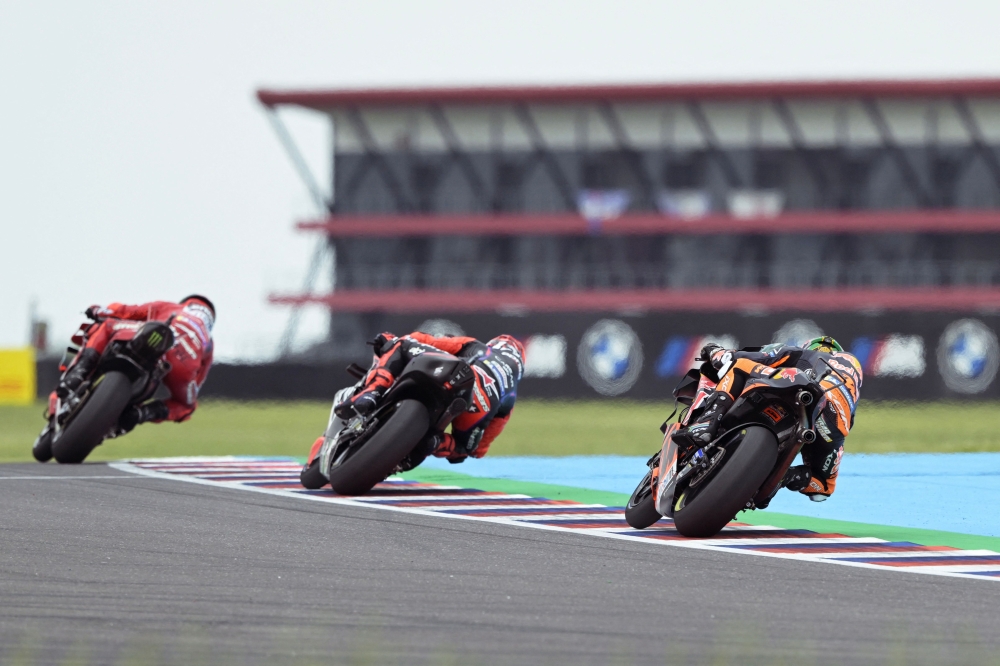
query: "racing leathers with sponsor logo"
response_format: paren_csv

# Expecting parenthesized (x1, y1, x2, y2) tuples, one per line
(330, 332, 524, 464)
(54, 296, 215, 430)
(673, 338, 862, 501)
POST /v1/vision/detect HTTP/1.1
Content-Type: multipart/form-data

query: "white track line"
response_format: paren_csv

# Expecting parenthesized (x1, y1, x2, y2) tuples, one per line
(0, 475, 159, 480)
(110, 459, 1000, 584)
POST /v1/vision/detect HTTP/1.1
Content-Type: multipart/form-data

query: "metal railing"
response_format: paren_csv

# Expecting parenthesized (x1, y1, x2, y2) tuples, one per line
(337, 259, 1000, 291)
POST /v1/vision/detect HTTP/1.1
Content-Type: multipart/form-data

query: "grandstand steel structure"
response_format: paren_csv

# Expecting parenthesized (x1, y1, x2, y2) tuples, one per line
(258, 80, 1000, 356)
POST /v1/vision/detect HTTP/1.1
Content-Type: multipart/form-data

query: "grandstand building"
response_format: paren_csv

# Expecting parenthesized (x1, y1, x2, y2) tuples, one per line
(260, 80, 1000, 400)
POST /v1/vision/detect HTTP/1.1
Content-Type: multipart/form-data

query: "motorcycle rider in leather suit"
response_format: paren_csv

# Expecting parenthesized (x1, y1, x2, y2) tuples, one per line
(672, 336, 862, 501)
(53, 295, 215, 433)
(309, 332, 524, 467)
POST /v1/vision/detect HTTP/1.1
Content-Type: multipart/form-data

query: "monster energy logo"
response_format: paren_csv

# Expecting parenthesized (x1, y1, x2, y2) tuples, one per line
(147, 331, 164, 347)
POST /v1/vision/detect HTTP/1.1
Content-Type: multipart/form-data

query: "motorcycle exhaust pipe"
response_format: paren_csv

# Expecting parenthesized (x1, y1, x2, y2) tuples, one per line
(801, 429, 817, 444)
(796, 390, 814, 406)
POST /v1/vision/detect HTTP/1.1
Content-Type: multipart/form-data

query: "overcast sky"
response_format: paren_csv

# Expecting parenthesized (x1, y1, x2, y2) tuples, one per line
(3, 0, 1000, 361)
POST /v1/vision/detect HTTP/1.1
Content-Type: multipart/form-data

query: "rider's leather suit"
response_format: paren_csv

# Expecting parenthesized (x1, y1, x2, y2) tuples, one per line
(699, 345, 863, 499)
(77, 301, 214, 422)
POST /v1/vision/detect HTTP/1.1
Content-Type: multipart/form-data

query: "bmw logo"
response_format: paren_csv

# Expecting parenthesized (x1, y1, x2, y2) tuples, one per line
(937, 319, 1000, 394)
(576, 319, 643, 396)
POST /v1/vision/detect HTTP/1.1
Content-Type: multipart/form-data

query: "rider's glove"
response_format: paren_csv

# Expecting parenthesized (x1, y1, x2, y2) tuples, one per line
(369, 332, 397, 357)
(429, 432, 457, 458)
(85, 305, 112, 321)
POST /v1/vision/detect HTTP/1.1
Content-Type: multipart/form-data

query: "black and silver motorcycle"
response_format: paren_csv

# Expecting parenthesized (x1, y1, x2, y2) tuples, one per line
(33, 320, 175, 464)
(300, 351, 475, 495)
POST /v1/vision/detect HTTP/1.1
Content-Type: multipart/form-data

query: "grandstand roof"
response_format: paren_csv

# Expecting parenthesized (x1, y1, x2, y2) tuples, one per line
(258, 79, 1000, 110)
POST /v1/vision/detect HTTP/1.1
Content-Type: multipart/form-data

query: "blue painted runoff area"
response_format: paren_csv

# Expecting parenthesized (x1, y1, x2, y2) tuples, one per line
(422, 453, 1000, 538)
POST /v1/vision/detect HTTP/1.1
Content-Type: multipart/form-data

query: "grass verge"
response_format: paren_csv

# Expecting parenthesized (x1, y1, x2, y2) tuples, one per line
(2, 398, 1000, 463)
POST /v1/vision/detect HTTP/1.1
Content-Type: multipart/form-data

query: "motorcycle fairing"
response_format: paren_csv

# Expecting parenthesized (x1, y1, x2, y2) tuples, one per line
(316, 352, 474, 480)
(655, 373, 718, 517)
(654, 424, 680, 517)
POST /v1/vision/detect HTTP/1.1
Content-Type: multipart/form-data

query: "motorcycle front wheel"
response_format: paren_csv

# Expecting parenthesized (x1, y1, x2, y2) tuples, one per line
(625, 467, 662, 529)
(327, 399, 429, 496)
(299, 459, 328, 489)
(51, 371, 132, 464)
(32, 424, 54, 463)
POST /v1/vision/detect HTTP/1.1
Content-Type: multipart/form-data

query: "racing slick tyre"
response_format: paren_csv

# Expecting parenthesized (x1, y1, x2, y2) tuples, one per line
(328, 399, 429, 496)
(673, 426, 778, 538)
(32, 425, 55, 463)
(300, 459, 328, 489)
(625, 468, 662, 529)
(51, 371, 132, 464)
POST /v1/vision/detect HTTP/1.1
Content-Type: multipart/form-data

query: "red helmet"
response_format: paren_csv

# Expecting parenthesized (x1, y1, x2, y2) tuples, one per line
(488, 334, 526, 363)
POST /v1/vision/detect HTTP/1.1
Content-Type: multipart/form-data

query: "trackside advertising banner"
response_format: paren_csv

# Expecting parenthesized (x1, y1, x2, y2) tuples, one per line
(41, 312, 996, 402)
(376, 311, 1000, 402)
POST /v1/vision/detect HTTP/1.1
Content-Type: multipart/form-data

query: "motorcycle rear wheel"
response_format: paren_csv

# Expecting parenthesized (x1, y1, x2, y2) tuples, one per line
(625, 468, 661, 529)
(327, 399, 429, 496)
(51, 371, 132, 464)
(673, 426, 778, 538)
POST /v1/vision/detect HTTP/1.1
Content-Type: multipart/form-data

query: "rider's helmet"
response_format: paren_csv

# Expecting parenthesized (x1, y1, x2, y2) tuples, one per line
(487, 334, 526, 364)
(806, 336, 843, 353)
(180, 294, 215, 332)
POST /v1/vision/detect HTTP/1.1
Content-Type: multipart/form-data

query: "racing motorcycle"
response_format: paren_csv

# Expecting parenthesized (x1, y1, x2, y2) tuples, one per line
(625, 349, 834, 538)
(32, 319, 175, 464)
(300, 350, 475, 496)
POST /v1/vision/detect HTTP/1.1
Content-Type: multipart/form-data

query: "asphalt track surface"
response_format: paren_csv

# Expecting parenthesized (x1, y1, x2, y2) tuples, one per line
(3, 463, 1000, 665)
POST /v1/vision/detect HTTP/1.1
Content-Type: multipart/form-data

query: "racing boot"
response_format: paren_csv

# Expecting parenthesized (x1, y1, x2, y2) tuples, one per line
(118, 400, 170, 434)
(782, 464, 836, 502)
(671, 392, 733, 449)
(782, 464, 812, 491)
(56, 348, 100, 397)
(334, 367, 394, 419)
(802, 473, 836, 502)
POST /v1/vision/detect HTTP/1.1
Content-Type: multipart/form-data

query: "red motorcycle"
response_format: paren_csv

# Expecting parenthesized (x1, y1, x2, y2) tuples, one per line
(33, 318, 174, 464)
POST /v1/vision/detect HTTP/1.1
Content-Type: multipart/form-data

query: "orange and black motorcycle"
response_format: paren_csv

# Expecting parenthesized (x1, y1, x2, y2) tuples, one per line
(300, 351, 475, 496)
(626, 349, 836, 537)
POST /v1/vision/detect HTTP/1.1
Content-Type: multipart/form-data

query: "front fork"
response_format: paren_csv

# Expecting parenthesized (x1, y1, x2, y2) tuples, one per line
(308, 386, 362, 479)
